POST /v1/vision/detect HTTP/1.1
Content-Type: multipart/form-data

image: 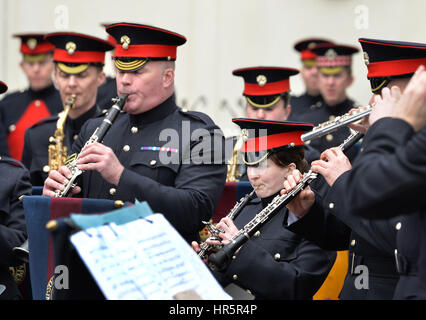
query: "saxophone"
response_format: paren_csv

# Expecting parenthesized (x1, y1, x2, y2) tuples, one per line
(47, 94, 76, 172)
(226, 130, 247, 182)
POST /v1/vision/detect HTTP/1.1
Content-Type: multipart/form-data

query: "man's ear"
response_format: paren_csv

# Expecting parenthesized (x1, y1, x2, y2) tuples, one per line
(97, 71, 106, 87)
(285, 104, 292, 120)
(163, 68, 174, 89)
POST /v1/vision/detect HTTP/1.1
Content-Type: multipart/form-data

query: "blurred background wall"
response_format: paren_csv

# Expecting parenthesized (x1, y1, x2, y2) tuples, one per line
(1, 0, 425, 136)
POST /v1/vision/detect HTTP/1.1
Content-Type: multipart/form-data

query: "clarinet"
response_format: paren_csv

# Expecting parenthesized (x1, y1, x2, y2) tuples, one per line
(339, 131, 364, 154)
(55, 94, 128, 197)
(208, 170, 317, 270)
(198, 189, 255, 260)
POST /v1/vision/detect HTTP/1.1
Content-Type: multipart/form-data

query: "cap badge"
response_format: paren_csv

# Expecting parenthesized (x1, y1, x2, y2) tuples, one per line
(66, 42, 76, 55)
(325, 49, 337, 61)
(241, 129, 249, 142)
(120, 35, 131, 50)
(363, 52, 370, 66)
(307, 42, 316, 49)
(27, 38, 37, 50)
(256, 75, 267, 87)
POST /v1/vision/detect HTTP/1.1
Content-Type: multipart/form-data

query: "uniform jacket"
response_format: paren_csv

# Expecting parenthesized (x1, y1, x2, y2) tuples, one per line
(0, 85, 62, 161)
(287, 175, 400, 300)
(288, 92, 324, 121)
(96, 76, 117, 111)
(327, 118, 426, 299)
(71, 95, 227, 243)
(0, 156, 32, 300)
(211, 194, 335, 300)
(22, 105, 105, 186)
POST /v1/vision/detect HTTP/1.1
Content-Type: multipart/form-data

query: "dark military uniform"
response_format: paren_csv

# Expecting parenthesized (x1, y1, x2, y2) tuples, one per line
(96, 76, 117, 110)
(288, 92, 324, 122)
(287, 179, 400, 300)
(211, 193, 335, 300)
(72, 95, 227, 243)
(323, 38, 426, 299)
(0, 156, 32, 300)
(328, 118, 426, 299)
(22, 105, 105, 186)
(0, 85, 62, 161)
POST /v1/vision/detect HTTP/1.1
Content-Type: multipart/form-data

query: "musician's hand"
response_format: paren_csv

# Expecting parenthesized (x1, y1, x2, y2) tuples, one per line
(191, 241, 209, 263)
(347, 95, 375, 134)
(311, 147, 351, 186)
(280, 169, 314, 218)
(369, 86, 402, 126)
(42, 166, 81, 197)
(76, 142, 124, 186)
(392, 65, 426, 131)
(215, 217, 239, 245)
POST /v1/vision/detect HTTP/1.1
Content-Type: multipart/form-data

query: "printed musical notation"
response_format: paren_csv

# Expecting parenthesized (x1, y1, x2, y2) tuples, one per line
(70, 214, 231, 300)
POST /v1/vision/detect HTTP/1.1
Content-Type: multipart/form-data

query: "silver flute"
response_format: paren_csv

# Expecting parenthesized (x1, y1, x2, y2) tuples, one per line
(208, 170, 317, 270)
(55, 94, 128, 197)
(301, 104, 373, 142)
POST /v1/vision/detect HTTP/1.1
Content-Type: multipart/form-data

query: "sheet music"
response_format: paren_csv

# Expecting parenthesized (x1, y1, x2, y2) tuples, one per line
(70, 214, 231, 300)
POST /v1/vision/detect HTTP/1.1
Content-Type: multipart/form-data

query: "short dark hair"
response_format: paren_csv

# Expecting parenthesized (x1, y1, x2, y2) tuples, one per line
(269, 146, 308, 173)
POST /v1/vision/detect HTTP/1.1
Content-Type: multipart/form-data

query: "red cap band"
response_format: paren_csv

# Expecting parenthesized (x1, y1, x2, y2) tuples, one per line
(367, 57, 426, 77)
(243, 131, 305, 152)
(243, 79, 290, 96)
(53, 49, 106, 63)
(20, 42, 54, 55)
(301, 50, 316, 60)
(113, 44, 177, 59)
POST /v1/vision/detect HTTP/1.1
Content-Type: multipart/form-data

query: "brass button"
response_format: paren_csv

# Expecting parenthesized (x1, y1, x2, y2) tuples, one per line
(35, 100, 41, 107)
(232, 274, 238, 280)
(305, 140, 311, 145)
(150, 160, 157, 166)
(254, 230, 260, 237)
(329, 202, 335, 209)
(232, 255, 236, 260)
(395, 222, 402, 230)
(351, 239, 356, 247)
(246, 289, 252, 295)
(181, 108, 188, 112)
(123, 145, 130, 152)
(43, 165, 50, 173)
(274, 253, 281, 261)
(326, 134, 334, 141)
(73, 134, 78, 140)
(289, 142, 296, 147)
(9, 124, 16, 132)
(109, 188, 116, 195)
(131, 127, 138, 134)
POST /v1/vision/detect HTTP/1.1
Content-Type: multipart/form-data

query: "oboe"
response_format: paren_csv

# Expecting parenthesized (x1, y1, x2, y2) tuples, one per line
(55, 94, 128, 197)
(208, 170, 317, 270)
(301, 104, 373, 142)
(198, 189, 255, 260)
